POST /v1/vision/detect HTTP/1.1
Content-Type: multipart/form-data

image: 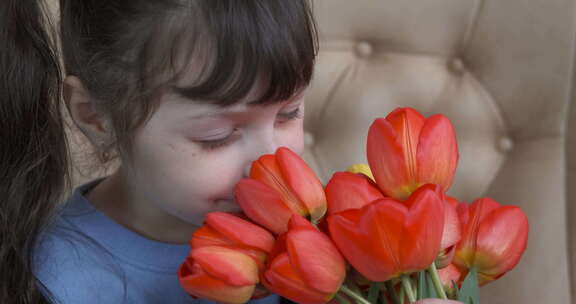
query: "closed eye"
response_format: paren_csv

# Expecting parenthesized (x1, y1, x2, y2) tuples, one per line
(277, 107, 303, 122)
(195, 129, 239, 150)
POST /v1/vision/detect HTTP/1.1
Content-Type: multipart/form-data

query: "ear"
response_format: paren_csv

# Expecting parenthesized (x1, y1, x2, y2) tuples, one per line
(64, 76, 112, 147)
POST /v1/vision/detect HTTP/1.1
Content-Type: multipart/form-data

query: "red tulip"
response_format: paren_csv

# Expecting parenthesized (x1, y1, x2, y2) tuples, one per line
(178, 246, 260, 304)
(325, 171, 385, 215)
(453, 198, 529, 286)
(191, 212, 275, 271)
(236, 147, 327, 234)
(436, 195, 461, 269)
(367, 107, 459, 200)
(328, 184, 445, 281)
(438, 263, 462, 296)
(262, 215, 346, 304)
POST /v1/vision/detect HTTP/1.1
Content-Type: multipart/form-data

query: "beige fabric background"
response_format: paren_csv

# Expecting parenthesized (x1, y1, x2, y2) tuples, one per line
(307, 1, 574, 303)
(44, 0, 575, 303)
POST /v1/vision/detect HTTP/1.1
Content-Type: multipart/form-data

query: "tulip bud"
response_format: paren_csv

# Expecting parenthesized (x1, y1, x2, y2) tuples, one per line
(236, 147, 327, 234)
(178, 246, 260, 304)
(367, 107, 459, 201)
(262, 215, 346, 304)
(453, 198, 528, 286)
(328, 185, 445, 282)
(191, 212, 275, 271)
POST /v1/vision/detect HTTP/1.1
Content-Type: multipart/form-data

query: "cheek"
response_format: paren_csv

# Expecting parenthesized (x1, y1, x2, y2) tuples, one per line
(276, 118, 305, 155)
(127, 135, 244, 224)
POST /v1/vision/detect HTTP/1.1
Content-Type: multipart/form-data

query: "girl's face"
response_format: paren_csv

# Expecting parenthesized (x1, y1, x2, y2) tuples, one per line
(120, 80, 306, 238)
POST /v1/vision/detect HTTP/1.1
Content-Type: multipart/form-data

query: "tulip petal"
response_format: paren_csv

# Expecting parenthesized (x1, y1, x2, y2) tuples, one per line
(204, 212, 275, 252)
(457, 198, 501, 255)
(446, 196, 460, 208)
(263, 253, 331, 304)
(346, 163, 375, 181)
(441, 196, 462, 266)
(328, 199, 407, 281)
(192, 246, 259, 286)
(367, 118, 412, 200)
(286, 215, 346, 294)
(326, 172, 384, 215)
(179, 257, 255, 304)
(385, 108, 426, 197)
(269, 233, 288, 262)
(386, 108, 426, 154)
(416, 115, 458, 193)
(474, 206, 528, 284)
(276, 147, 327, 222)
(441, 198, 461, 251)
(191, 225, 236, 249)
(251, 154, 307, 215)
(235, 178, 294, 234)
(438, 264, 462, 288)
(401, 186, 445, 272)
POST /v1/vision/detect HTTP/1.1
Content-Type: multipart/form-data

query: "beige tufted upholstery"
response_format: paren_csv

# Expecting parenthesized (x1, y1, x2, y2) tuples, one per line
(52, 0, 575, 303)
(303, 0, 574, 303)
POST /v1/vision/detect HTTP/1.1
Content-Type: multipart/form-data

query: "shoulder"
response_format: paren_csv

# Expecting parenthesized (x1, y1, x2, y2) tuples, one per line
(34, 219, 128, 304)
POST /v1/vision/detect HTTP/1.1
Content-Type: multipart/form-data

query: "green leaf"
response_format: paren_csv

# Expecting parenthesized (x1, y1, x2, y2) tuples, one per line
(451, 280, 460, 299)
(457, 267, 480, 304)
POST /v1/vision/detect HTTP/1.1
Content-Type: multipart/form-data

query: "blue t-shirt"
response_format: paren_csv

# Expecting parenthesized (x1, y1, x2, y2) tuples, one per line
(34, 177, 280, 304)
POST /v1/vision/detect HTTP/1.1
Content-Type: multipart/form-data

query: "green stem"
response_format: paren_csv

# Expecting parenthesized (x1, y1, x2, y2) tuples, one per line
(368, 282, 384, 303)
(401, 275, 416, 303)
(339, 285, 372, 304)
(427, 263, 448, 300)
(385, 281, 401, 304)
(334, 293, 352, 304)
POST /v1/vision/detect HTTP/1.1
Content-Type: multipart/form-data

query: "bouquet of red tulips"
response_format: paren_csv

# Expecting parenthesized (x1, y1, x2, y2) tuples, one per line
(177, 107, 529, 304)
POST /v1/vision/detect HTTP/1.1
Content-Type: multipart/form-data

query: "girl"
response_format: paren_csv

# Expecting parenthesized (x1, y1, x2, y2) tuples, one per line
(0, 0, 318, 303)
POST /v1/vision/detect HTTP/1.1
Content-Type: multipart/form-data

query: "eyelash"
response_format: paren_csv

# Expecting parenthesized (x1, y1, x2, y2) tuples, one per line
(198, 107, 303, 150)
(277, 107, 303, 122)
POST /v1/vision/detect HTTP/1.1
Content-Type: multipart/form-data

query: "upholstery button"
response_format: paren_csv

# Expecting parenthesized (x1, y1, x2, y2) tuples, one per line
(447, 58, 465, 75)
(497, 136, 514, 152)
(355, 41, 373, 58)
(304, 131, 315, 147)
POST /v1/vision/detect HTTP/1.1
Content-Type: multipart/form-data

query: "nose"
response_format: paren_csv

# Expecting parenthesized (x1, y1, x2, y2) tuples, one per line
(242, 129, 279, 178)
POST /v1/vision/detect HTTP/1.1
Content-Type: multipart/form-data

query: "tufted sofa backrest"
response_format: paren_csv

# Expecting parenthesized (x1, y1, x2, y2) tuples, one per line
(303, 0, 574, 303)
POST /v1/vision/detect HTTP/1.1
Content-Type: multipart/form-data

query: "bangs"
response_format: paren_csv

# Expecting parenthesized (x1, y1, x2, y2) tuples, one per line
(148, 0, 318, 107)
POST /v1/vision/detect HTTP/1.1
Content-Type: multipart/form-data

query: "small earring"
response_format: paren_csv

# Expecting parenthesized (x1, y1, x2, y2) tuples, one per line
(100, 149, 111, 162)
(96, 139, 110, 161)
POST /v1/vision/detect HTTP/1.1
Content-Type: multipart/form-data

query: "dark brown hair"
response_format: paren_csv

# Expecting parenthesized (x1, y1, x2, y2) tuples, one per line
(0, 0, 70, 303)
(1, 0, 317, 303)
(60, 0, 318, 164)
